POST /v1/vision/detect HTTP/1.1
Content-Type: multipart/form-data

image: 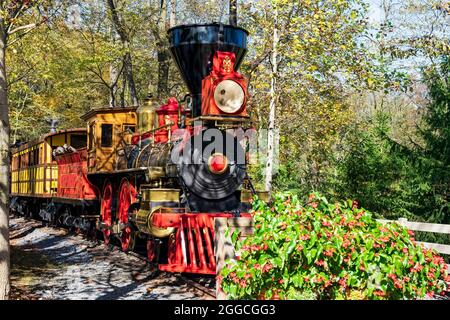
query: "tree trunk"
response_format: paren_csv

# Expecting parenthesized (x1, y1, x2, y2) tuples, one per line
(109, 26, 118, 107)
(264, 3, 278, 193)
(0, 22, 10, 300)
(106, 0, 139, 107)
(120, 71, 127, 108)
(123, 49, 138, 106)
(157, 47, 170, 100)
(109, 80, 117, 107)
(109, 55, 119, 106)
(156, 0, 169, 100)
(229, 0, 237, 26)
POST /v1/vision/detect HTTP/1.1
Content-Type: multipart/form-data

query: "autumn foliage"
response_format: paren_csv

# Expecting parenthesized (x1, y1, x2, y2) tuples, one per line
(219, 193, 449, 300)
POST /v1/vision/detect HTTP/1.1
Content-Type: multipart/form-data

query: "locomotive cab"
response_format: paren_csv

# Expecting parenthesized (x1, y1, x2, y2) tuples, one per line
(81, 107, 137, 173)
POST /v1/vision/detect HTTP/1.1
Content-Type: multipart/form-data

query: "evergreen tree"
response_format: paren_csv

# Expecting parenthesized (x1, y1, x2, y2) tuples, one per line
(420, 57, 450, 223)
(334, 56, 449, 240)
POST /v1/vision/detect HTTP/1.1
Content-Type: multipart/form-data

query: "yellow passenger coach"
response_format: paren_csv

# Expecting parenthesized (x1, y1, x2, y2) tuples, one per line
(10, 129, 87, 197)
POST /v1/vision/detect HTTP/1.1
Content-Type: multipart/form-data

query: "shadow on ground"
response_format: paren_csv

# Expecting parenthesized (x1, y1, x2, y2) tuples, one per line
(9, 216, 213, 300)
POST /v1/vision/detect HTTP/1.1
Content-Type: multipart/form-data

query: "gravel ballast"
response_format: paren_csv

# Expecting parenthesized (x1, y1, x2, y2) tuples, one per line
(10, 216, 213, 300)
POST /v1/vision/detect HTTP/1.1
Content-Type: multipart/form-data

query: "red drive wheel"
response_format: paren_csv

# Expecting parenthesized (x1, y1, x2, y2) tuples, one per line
(118, 178, 137, 251)
(101, 182, 113, 245)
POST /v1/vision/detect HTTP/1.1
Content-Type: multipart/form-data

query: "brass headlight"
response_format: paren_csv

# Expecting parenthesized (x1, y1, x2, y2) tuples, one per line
(214, 80, 245, 113)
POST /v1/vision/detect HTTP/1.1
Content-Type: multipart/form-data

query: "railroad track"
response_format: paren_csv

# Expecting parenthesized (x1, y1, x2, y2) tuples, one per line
(10, 214, 217, 299)
(124, 249, 217, 299)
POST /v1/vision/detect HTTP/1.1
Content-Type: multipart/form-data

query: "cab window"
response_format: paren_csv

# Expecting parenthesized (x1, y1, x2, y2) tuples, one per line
(123, 125, 136, 134)
(101, 124, 113, 148)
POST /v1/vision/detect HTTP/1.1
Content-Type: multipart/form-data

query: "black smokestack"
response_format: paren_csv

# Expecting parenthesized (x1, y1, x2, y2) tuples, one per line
(167, 23, 248, 117)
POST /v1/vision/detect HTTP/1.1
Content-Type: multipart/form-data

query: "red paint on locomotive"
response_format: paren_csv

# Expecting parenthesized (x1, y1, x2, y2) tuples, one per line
(152, 212, 252, 275)
(201, 51, 249, 117)
(131, 97, 184, 144)
(55, 148, 99, 200)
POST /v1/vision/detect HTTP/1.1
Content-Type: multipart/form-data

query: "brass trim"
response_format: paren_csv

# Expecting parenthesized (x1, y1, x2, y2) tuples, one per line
(141, 189, 180, 202)
(134, 206, 175, 238)
(148, 167, 165, 181)
(188, 115, 251, 123)
(148, 206, 175, 238)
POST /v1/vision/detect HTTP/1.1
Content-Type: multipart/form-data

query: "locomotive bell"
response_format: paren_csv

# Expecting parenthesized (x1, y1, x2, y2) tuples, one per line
(137, 94, 158, 134)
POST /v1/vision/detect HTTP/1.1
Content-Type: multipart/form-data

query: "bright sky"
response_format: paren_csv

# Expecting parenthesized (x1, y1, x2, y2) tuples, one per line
(367, 0, 384, 24)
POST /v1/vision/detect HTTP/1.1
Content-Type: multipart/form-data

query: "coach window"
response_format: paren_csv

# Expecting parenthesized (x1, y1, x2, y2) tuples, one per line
(101, 124, 113, 148)
(71, 134, 87, 150)
(31, 148, 39, 166)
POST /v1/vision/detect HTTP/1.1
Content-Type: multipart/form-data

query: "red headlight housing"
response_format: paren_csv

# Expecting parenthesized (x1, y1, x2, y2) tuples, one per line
(201, 51, 248, 117)
(208, 153, 228, 174)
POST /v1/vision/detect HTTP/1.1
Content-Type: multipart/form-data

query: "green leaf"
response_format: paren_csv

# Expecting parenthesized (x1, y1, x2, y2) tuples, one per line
(273, 257, 283, 268)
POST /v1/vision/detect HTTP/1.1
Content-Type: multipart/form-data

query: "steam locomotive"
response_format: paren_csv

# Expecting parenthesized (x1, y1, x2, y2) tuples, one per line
(10, 24, 267, 275)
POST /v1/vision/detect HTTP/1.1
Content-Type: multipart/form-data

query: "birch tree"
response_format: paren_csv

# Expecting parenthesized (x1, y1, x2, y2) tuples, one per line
(0, 1, 10, 300)
(169, 0, 176, 27)
(264, 1, 278, 192)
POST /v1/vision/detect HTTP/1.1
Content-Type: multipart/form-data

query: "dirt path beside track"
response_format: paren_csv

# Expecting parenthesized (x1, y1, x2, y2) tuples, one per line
(9, 216, 213, 300)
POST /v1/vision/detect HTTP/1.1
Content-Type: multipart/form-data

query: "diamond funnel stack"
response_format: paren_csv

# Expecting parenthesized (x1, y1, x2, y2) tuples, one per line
(167, 23, 249, 117)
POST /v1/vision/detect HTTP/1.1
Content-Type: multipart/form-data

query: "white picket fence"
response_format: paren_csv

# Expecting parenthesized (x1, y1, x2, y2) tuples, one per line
(377, 218, 450, 271)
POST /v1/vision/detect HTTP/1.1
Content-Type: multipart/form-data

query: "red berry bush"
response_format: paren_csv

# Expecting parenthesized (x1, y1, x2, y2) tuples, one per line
(219, 192, 449, 300)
